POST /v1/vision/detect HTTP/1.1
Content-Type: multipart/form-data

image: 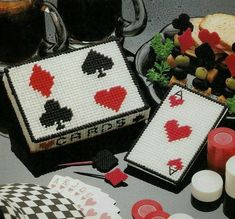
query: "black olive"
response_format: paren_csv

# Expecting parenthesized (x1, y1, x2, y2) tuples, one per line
(171, 67, 188, 80)
(171, 47, 181, 58)
(222, 87, 235, 98)
(192, 78, 209, 91)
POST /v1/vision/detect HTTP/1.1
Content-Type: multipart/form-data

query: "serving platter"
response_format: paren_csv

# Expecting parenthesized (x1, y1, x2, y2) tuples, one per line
(134, 20, 235, 126)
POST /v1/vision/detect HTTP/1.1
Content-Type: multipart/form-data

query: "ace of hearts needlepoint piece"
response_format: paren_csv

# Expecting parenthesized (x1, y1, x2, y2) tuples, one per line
(3, 39, 150, 153)
(125, 84, 228, 186)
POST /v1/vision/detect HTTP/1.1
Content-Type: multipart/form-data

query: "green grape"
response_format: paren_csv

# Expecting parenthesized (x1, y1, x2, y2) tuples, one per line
(195, 67, 208, 80)
(226, 78, 235, 90)
(175, 55, 190, 67)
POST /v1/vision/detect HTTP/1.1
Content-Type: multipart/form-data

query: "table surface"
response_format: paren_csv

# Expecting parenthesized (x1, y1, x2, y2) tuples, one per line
(1, 0, 235, 218)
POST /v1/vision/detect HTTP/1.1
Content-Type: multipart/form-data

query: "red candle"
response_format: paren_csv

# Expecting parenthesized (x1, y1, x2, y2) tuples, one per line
(207, 127, 235, 175)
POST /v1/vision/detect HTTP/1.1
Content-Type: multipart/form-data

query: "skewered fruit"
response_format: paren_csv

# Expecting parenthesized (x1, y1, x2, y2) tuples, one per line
(222, 87, 235, 98)
(195, 67, 208, 80)
(226, 78, 235, 91)
(175, 55, 190, 67)
(167, 55, 176, 67)
(171, 67, 188, 80)
(192, 78, 209, 91)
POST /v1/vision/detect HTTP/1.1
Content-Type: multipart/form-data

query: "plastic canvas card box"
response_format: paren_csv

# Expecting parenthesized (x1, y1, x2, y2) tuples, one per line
(3, 40, 150, 152)
(125, 84, 227, 186)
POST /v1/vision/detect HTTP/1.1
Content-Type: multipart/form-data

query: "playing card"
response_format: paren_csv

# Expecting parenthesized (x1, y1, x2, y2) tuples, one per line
(48, 175, 65, 190)
(125, 84, 227, 186)
(61, 177, 120, 215)
(48, 175, 121, 218)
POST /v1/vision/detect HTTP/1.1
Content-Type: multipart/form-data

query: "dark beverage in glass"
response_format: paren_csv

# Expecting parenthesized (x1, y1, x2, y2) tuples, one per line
(57, 0, 147, 43)
(0, 1, 44, 62)
(58, 0, 121, 42)
(0, 0, 67, 63)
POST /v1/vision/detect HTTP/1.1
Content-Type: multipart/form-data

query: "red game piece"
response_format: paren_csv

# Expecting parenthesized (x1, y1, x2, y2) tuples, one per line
(132, 199, 163, 219)
(207, 127, 235, 174)
(104, 168, 128, 186)
(145, 211, 170, 219)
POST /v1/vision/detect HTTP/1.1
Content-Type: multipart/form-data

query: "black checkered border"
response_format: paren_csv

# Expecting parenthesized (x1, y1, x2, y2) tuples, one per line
(0, 196, 25, 219)
(0, 183, 84, 219)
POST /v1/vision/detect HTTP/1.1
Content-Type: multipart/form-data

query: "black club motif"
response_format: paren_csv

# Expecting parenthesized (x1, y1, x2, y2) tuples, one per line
(172, 13, 194, 34)
(40, 99, 73, 130)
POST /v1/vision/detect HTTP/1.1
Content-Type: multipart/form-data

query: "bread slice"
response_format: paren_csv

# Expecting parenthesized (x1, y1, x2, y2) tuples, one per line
(191, 17, 203, 46)
(200, 13, 235, 50)
(186, 17, 224, 55)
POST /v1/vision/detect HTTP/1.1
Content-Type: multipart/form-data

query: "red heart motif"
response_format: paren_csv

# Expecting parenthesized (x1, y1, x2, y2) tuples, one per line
(86, 209, 97, 216)
(85, 198, 96, 206)
(198, 29, 220, 48)
(169, 95, 184, 107)
(94, 86, 127, 112)
(68, 188, 73, 192)
(225, 54, 235, 77)
(164, 119, 192, 142)
(75, 192, 80, 196)
(100, 213, 111, 219)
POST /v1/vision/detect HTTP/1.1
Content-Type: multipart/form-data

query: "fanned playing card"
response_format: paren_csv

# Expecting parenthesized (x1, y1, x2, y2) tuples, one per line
(125, 84, 227, 186)
(0, 183, 85, 219)
(3, 39, 150, 152)
(48, 175, 122, 219)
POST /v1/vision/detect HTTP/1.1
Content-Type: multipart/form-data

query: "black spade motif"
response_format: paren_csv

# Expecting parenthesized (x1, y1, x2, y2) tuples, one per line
(92, 150, 118, 173)
(40, 100, 73, 130)
(82, 49, 114, 78)
(133, 115, 145, 123)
